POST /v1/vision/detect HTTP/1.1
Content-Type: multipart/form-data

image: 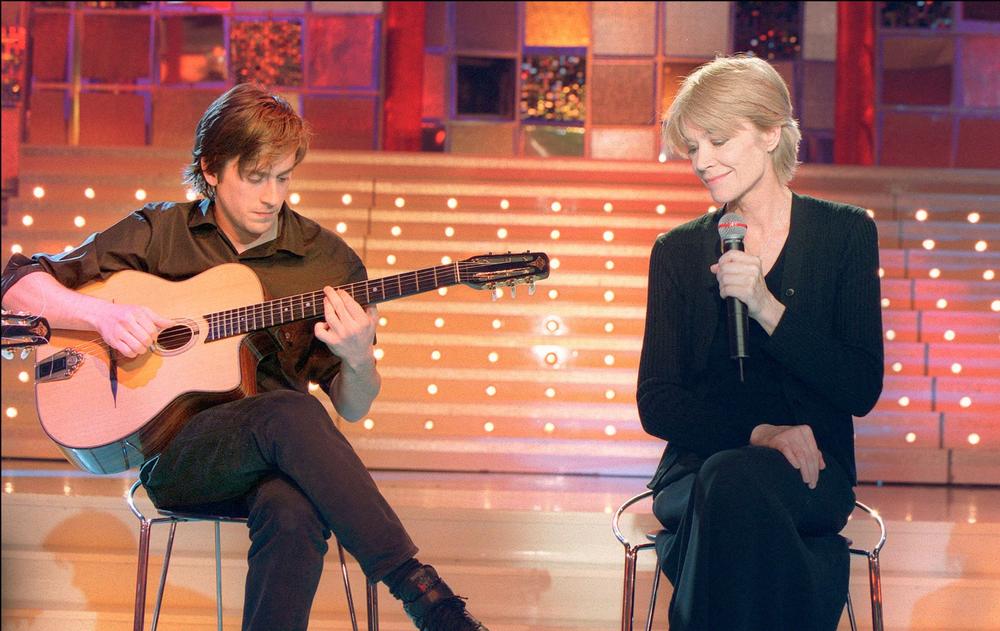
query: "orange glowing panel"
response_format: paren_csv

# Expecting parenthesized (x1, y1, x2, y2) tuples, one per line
(525, 1, 590, 47)
(308, 15, 377, 89)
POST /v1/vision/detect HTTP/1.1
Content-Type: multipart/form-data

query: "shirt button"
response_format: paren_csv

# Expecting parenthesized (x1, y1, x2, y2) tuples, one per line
(785, 288, 795, 297)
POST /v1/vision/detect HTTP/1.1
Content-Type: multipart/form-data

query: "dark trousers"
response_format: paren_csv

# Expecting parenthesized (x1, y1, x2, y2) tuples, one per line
(653, 446, 856, 631)
(140, 390, 418, 631)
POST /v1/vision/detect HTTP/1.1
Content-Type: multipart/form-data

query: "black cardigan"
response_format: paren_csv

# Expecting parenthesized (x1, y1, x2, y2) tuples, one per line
(638, 192, 884, 490)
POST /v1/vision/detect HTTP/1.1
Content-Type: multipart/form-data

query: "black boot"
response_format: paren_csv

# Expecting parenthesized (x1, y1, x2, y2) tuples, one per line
(391, 564, 489, 631)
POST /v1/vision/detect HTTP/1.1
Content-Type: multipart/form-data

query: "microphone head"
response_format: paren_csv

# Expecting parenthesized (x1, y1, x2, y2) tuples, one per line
(718, 212, 747, 242)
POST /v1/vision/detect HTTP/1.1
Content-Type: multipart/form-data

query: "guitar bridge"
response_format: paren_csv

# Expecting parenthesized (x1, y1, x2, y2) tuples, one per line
(36, 349, 85, 383)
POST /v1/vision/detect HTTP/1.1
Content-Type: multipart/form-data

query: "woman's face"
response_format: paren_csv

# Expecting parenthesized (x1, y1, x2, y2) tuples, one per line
(681, 119, 780, 206)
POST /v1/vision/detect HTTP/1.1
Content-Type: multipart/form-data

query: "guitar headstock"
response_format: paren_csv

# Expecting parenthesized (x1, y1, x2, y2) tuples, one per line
(1, 312, 51, 359)
(459, 252, 550, 296)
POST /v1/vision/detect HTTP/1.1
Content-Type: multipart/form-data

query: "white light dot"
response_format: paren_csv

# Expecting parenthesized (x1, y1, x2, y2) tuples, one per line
(424, 420, 435, 430)
(878, 267, 885, 278)
(915, 209, 928, 221)
(551, 201, 562, 212)
(959, 396, 972, 408)
(373, 348, 385, 360)
(605, 260, 615, 271)
(18, 371, 29, 383)
(434, 317, 445, 328)
(550, 257, 561, 269)
(992, 300, 1000, 312)
(135, 189, 147, 201)
(5, 407, 17, 419)
(84, 187, 95, 199)
(21, 215, 33, 227)
(500, 199, 510, 210)
(487, 351, 499, 363)
(289, 192, 301, 205)
(974, 240, 988, 252)
(543, 422, 555, 433)
(485, 385, 497, 396)
(378, 316, 388, 327)
(437, 287, 448, 296)
(603, 230, 615, 242)
(656, 204, 666, 215)
(951, 362, 962, 374)
(431, 350, 441, 360)
(968, 433, 981, 445)
(944, 329, 956, 341)
(394, 197, 405, 208)
(363, 418, 375, 430)
(891, 362, 903, 373)
(544, 387, 556, 398)
(604, 425, 617, 436)
(967, 212, 980, 223)
(390, 225, 402, 237)
(605, 389, 615, 400)
(881, 298, 891, 308)
(604, 354, 615, 366)
(929, 268, 941, 279)
(64, 245, 73, 252)
(32, 186, 44, 199)
(905, 432, 917, 443)
(544, 352, 558, 365)
(604, 322, 615, 333)
(885, 329, 896, 340)
(707, 205, 717, 213)
(550, 229, 561, 240)
(548, 289, 559, 300)
(74, 216, 86, 228)
(441, 255, 452, 264)
(336, 222, 348, 234)
(386, 254, 397, 265)
(308, 381, 319, 392)
(603, 290, 615, 302)
(427, 384, 438, 395)
(936, 298, 948, 309)
(186, 189, 198, 201)
(3, 482, 11, 494)
(492, 319, 502, 329)
(983, 269, 994, 280)
(10, 244, 22, 254)
(658, 152, 667, 163)
(922, 239, 935, 250)
(545, 318, 560, 333)
(342, 193, 353, 205)
(898, 396, 910, 407)
(497, 227, 508, 239)
(603, 202, 613, 213)
(484, 422, 495, 433)
(866, 209, 876, 219)
(444, 226, 455, 237)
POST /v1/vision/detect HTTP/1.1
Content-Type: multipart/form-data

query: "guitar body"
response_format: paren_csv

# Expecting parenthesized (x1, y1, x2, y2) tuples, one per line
(35, 264, 265, 474)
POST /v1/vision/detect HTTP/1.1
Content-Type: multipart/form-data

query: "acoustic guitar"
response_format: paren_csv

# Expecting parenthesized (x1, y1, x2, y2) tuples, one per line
(30, 252, 549, 474)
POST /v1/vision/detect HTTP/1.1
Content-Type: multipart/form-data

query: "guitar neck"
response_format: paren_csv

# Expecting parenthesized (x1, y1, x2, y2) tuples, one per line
(204, 262, 463, 342)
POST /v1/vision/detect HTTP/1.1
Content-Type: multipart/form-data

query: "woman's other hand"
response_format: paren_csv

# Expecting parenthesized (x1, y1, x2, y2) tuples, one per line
(750, 423, 826, 489)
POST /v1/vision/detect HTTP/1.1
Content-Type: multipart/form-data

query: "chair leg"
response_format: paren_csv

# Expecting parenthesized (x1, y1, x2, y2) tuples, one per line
(214, 521, 223, 631)
(337, 541, 360, 631)
(621, 546, 639, 631)
(644, 564, 661, 631)
(134, 520, 153, 631)
(366, 580, 379, 631)
(151, 521, 178, 631)
(868, 554, 884, 631)
(846, 590, 858, 631)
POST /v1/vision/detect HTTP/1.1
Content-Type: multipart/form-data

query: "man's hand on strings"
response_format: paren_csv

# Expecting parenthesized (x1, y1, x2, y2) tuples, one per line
(314, 288, 377, 371)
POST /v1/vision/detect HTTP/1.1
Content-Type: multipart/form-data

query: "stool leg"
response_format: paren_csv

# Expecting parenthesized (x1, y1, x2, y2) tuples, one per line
(644, 565, 661, 631)
(846, 590, 857, 631)
(869, 554, 884, 631)
(215, 521, 223, 631)
(134, 519, 153, 631)
(366, 580, 379, 631)
(151, 521, 178, 631)
(621, 546, 639, 631)
(337, 541, 359, 631)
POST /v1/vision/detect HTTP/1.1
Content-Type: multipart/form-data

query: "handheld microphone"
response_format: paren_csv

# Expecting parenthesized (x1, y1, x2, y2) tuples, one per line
(718, 212, 749, 382)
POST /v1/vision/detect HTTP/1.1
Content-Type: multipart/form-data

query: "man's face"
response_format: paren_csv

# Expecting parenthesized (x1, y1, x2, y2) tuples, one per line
(202, 151, 297, 250)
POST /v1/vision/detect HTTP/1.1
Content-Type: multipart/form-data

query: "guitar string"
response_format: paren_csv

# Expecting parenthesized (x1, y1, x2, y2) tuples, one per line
(40, 260, 543, 358)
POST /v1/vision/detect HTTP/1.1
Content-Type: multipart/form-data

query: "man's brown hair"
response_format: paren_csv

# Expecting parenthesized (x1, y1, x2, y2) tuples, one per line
(183, 84, 310, 198)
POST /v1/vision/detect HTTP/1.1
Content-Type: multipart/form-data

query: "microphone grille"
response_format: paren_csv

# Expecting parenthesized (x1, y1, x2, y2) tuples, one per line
(718, 212, 747, 241)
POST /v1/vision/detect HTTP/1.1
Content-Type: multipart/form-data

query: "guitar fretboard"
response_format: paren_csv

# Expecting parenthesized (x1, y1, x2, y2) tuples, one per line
(204, 263, 462, 342)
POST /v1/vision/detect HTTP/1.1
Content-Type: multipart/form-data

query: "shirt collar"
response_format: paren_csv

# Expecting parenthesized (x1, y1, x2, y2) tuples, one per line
(188, 199, 307, 257)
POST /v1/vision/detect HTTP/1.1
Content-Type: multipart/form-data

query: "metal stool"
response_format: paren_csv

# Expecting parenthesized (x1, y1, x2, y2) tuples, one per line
(127, 478, 379, 631)
(612, 490, 886, 631)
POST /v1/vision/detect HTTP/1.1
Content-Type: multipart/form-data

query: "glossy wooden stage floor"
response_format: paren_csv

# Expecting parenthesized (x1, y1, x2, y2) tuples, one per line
(3, 459, 999, 630)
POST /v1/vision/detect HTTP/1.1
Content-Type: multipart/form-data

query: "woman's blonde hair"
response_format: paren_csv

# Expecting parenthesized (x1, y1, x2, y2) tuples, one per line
(662, 54, 801, 185)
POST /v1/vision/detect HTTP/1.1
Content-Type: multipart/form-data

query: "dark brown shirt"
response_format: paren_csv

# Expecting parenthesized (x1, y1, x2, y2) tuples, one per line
(1, 199, 367, 393)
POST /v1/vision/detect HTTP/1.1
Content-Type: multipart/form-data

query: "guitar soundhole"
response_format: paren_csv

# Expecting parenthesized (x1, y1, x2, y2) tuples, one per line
(156, 324, 194, 351)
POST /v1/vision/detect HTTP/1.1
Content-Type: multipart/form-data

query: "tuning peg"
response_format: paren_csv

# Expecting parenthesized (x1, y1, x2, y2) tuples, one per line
(528, 282, 536, 296)
(492, 287, 502, 301)
(509, 285, 517, 299)
(20, 348, 31, 360)
(1, 349, 13, 360)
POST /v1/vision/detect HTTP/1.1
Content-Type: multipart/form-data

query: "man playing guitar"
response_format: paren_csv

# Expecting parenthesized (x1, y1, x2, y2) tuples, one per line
(1, 83, 489, 631)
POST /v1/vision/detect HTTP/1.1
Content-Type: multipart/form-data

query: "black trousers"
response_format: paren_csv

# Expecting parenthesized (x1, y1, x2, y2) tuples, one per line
(140, 390, 418, 631)
(652, 446, 856, 631)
